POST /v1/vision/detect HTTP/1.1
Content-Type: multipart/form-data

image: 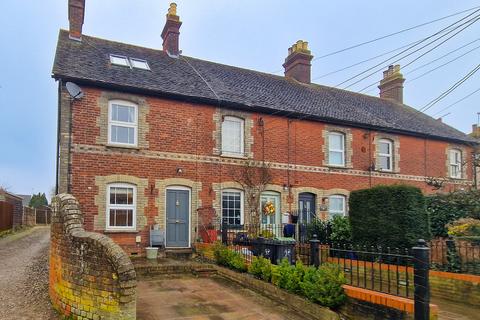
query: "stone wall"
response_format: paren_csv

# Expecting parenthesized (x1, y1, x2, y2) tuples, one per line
(50, 194, 136, 319)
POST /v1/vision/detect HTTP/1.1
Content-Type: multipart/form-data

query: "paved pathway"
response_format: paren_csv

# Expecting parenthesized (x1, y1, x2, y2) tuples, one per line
(137, 276, 307, 320)
(0, 226, 57, 319)
(433, 297, 480, 320)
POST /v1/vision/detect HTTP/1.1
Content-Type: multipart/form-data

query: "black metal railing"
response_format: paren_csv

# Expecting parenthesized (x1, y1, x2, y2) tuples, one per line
(213, 224, 432, 319)
(320, 243, 414, 298)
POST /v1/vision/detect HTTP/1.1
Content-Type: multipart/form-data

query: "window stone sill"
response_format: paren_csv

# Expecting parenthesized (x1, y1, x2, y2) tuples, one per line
(106, 144, 141, 151)
(104, 229, 139, 234)
(220, 153, 248, 160)
(326, 165, 350, 170)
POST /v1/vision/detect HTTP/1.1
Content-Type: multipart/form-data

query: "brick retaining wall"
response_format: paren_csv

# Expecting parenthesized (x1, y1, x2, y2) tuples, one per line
(49, 194, 136, 319)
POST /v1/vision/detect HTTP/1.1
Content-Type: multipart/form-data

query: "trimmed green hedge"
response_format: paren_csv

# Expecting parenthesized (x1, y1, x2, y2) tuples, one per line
(426, 190, 480, 237)
(349, 185, 430, 249)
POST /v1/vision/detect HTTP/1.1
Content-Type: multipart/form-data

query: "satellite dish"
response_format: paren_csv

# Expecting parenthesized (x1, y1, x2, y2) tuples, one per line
(65, 82, 84, 99)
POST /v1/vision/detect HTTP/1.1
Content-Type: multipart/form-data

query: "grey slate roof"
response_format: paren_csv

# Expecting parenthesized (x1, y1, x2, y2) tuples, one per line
(52, 30, 475, 144)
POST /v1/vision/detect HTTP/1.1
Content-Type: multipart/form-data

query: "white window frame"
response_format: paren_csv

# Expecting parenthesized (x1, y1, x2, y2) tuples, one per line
(130, 58, 150, 70)
(449, 149, 462, 179)
(221, 116, 245, 156)
(328, 132, 345, 166)
(328, 195, 347, 218)
(221, 189, 244, 226)
(378, 139, 393, 172)
(108, 100, 138, 147)
(106, 183, 136, 230)
(109, 54, 130, 67)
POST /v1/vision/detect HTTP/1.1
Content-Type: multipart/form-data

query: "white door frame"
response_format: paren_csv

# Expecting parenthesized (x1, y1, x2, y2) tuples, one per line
(165, 186, 192, 248)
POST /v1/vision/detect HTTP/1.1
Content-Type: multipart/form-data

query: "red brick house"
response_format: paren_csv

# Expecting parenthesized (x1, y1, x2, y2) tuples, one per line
(53, 2, 477, 254)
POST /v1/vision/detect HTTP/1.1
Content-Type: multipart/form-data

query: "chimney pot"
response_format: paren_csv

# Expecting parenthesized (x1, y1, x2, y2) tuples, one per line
(161, 3, 182, 57)
(378, 64, 405, 104)
(283, 40, 313, 84)
(68, 0, 85, 41)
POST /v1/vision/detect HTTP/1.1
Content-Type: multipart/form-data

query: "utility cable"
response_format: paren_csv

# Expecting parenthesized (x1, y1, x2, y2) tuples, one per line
(270, 5, 480, 74)
(360, 41, 480, 93)
(420, 64, 480, 112)
(431, 87, 480, 116)
(336, 10, 480, 88)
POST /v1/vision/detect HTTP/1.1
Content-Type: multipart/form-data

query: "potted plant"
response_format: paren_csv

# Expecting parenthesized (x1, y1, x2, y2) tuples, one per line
(200, 224, 218, 243)
(290, 211, 299, 224)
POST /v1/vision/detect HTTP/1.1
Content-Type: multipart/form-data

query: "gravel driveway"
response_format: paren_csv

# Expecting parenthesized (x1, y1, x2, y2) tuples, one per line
(0, 226, 57, 319)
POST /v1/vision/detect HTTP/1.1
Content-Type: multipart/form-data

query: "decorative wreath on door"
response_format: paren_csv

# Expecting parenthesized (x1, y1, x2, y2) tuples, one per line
(263, 201, 275, 216)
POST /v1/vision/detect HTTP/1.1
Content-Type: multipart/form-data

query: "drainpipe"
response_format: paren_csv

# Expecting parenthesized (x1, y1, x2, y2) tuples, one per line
(67, 92, 73, 194)
(55, 80, 62, 194)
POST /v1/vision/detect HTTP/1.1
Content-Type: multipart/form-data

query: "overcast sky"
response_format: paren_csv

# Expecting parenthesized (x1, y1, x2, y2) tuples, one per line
(0, 0, 479, 197)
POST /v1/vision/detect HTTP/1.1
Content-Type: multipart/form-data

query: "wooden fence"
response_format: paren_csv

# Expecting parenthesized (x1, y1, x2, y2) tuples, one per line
(0, 201, 14, 231)
(35, 207, 52, 225)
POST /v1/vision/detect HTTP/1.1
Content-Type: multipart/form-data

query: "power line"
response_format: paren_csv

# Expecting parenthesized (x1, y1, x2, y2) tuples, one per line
(336, 9, 480, 89)
(407, 38, 480, 74)
(408, 44, 480, 82)
(312, 6, 480, 61)
(311, 39, 423, 81)
(271, 5, 480, 74)
(360, 40, 480, 93)
(262, 12, 480, 132)
(420, 64, 480, 112)
(431, 87, 480, 116)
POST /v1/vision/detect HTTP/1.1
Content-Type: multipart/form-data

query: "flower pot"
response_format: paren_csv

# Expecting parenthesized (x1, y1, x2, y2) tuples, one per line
(200, 229, 218, 243)
(145, 247, 159, 259)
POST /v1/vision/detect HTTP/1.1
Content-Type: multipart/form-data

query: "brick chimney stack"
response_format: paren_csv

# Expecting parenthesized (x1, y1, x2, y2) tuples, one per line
(161, 3, 182, 57)
(283, 40, 314, 84)
(378, 65, 405, 104)
(471, 124, 480, 139)
(68, 0, 85, 41)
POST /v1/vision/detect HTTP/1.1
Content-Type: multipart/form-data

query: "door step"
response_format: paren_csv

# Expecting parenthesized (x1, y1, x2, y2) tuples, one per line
(165, 248, 193, 259)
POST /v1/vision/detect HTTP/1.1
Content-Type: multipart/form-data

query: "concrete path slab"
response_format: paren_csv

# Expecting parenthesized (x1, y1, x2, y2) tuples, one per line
(137, 275, 309, 320)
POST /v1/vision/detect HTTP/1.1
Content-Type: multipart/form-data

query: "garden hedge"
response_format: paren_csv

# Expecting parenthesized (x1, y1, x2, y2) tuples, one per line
(426, 190, 480, 237)
(349, 185, 430, 249)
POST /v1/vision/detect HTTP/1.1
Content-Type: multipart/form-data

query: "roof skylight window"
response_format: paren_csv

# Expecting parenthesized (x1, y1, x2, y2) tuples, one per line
(130, 58, 150, 70)
(110, 54, 130, 67)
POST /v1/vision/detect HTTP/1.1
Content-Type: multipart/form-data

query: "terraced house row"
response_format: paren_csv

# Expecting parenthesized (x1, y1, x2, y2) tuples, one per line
(53, 1, 477, 254)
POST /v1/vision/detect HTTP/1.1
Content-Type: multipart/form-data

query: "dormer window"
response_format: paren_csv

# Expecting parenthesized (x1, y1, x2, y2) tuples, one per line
(130, 58, 150, 70)
(110, 54, 130, 67)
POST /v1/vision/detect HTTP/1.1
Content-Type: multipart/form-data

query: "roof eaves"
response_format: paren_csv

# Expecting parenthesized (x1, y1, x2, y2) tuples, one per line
(52, 73, 476, 145)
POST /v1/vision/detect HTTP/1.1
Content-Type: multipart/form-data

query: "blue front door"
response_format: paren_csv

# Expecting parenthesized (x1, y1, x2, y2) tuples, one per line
(166, 189, 189, 247)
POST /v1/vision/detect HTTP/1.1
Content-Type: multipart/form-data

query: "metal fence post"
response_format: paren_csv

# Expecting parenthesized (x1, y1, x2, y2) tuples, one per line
(221, 218, 228, 245)
(310, 234, 320, 267)
(412, 239, 430, 320)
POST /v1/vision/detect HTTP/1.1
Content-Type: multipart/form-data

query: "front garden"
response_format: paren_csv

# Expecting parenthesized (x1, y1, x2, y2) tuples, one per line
(195, 184, 480, 319)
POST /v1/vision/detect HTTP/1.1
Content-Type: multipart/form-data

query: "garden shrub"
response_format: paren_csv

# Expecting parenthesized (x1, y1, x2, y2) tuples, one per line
(306, 219, 331, 242)
(300, 263, 346, 308)
(349, 185, 430, 249)
(426, 190, 480, 237)
(447, 218, 480, 240)
(272, 259, 346, 308)
(213, 243, 247, 272)
(248, 256, 273, 282)
(330, 216, 352, 244)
